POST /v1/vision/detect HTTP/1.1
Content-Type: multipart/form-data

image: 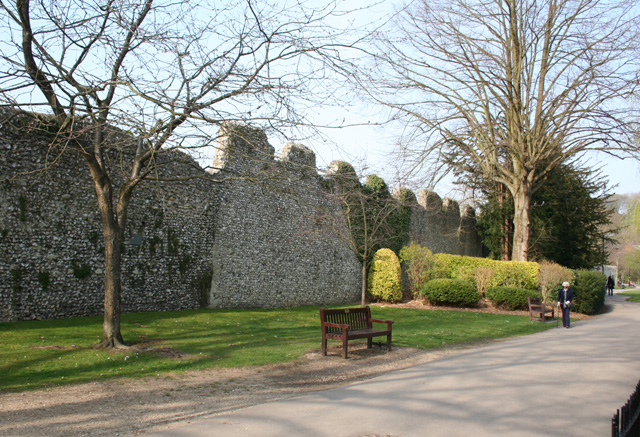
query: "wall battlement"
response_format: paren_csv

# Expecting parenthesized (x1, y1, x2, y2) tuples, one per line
(0, 122, 481, 322)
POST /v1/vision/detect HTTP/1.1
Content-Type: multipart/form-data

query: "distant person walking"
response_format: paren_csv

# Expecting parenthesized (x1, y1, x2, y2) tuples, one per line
(606, 276, 615, 296)
(557, 281, 574, 328)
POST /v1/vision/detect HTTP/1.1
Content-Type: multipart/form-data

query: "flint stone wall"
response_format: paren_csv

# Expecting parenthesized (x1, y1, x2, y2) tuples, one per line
(406, 189, 483, 257)
(0, 120, 481, 322)
(0, 127, 219, 321)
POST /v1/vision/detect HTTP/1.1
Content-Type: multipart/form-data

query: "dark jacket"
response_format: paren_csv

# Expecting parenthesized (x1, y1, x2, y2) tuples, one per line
(557, 287, 574, 308)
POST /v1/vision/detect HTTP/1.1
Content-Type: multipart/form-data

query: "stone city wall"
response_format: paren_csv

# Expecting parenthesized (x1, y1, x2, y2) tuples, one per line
(0, 121, 482, 322)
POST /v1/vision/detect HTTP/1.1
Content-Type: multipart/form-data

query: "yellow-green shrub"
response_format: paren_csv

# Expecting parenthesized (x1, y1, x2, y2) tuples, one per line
(433, 253, 539, 290)
(368, 248, 403, 302)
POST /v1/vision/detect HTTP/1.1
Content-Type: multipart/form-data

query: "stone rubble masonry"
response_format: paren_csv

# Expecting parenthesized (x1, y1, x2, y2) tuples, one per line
(0, 121, 482, 322)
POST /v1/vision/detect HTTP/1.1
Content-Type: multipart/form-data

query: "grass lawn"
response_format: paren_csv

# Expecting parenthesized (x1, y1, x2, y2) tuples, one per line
(618, 289, 640, 302)
(0, 306, 556, 392)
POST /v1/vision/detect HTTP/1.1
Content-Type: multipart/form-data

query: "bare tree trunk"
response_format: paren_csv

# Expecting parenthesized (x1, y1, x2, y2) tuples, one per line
(497, 185, 512, 260)
(102, 221, 125, 347)
(501, 215, 512, 261)
(84, 139, 131, 348)
(361, 260, 368, 307)
(511, 185, 532, 261)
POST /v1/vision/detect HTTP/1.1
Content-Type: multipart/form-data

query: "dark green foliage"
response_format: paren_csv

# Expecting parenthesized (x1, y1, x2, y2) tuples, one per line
(477, 186, 513, 260)
(167, 228, 180, 256)
(149, 235, 163, 255)
(362, 174, 411, 256)
(420, 278, 480, 307)
(329, 162, 409, 265)
(153, 209, 164, 230)
(486, 286, 540, 311)
(87, 231, 99, 247)
(179, 254, 192, 275)
(571, 270, 606, 315)
(71, 261, 92, 279)
(10, 268, 23, 293)
(37, 271, 51, 291)
(477, 164, 615, 268)
(386, 188, 412, 254)
(528, 166, 614, 269)
(192, 268, 213, 307)
(18, 195, 27, 222)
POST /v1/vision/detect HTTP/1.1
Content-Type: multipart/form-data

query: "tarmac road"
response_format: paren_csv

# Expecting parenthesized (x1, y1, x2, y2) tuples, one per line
(150, 291, 640, 437)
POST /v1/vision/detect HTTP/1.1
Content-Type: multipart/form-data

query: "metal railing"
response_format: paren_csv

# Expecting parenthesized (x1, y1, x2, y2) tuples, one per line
(612, 379, 640, 437)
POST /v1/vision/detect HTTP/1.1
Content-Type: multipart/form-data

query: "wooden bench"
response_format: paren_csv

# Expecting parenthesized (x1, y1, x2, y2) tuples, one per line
(527, 297, 555, 322)
(320, 306, 394, 359)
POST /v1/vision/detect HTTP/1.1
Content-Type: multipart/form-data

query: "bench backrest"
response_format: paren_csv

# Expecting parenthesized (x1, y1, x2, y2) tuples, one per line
(528, 297, 542, 306)
(320, 306, 371, 332)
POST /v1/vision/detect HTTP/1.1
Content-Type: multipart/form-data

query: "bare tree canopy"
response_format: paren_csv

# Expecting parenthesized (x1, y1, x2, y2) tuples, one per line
(360, 0, 640, 261)
(0, 0, 365, 346)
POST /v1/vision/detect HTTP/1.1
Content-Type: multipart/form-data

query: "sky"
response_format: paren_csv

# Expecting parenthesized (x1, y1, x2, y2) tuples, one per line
(261, 111, 640, 201)
(4, 0, 638, 199)
(279, 1, 640, 200)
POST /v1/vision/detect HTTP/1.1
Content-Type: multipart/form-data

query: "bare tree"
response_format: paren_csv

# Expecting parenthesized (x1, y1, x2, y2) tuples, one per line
(323, 161, 411, 306)
(0, 0, 362, 347)
(360, 0, 640, 261)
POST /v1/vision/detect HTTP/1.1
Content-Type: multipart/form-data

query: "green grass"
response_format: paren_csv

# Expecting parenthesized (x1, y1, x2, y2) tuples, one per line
(0, 306, 555, 392)
(619, 289, 640, 302)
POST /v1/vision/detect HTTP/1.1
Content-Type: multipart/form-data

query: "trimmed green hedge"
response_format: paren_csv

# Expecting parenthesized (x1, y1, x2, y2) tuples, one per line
(570, 270, 606, 315)
(433, 253, 539, 290)
(420, 278, 480, 307)
(368, 248, 403, 302)
(486, 286, 541, 311)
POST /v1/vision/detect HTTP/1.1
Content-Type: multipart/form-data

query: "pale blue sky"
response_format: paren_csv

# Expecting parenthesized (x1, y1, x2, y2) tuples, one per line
(302, 120, 640, 198)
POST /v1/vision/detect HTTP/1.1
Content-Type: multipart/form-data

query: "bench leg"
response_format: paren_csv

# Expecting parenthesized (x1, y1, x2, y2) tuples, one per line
(342, 337, 348, 359)
(387, 333, 392, 351)
(321, 335, 327, 356)
(367, 337, 373, 349)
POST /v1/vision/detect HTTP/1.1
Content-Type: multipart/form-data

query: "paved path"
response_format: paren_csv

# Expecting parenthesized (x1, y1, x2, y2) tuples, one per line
(151, 292, 640, 436)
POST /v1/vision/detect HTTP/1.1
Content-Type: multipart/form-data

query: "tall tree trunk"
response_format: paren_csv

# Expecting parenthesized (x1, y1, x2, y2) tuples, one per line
(511, 184, 532, 261)
(102, 219, 125, 347)
(361, 259, 368, 307)
(497, 184, 512, 260)
(84, 140, 130, 348)
(501, 214, 512, 261)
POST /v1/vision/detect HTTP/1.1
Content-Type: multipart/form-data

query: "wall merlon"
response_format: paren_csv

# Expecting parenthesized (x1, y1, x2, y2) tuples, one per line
(417, 189, 443, 212)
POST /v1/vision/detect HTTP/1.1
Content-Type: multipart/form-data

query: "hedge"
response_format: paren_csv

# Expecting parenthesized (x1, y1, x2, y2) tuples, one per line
(485, 286, 541, 311)
(420, 278, 480, 307)
(433, 253, 539, 290)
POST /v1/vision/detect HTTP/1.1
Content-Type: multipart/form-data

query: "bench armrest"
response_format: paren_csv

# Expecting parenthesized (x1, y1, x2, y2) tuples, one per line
(370, 318, 394, 329)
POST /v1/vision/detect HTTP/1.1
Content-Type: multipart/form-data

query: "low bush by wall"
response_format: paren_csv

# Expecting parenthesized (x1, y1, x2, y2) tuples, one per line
(420, 278, 480, 307)
(486, 286, 540, 311)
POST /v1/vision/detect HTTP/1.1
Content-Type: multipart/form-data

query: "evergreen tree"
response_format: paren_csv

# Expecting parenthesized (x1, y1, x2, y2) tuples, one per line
(477, 164, 615, 269)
